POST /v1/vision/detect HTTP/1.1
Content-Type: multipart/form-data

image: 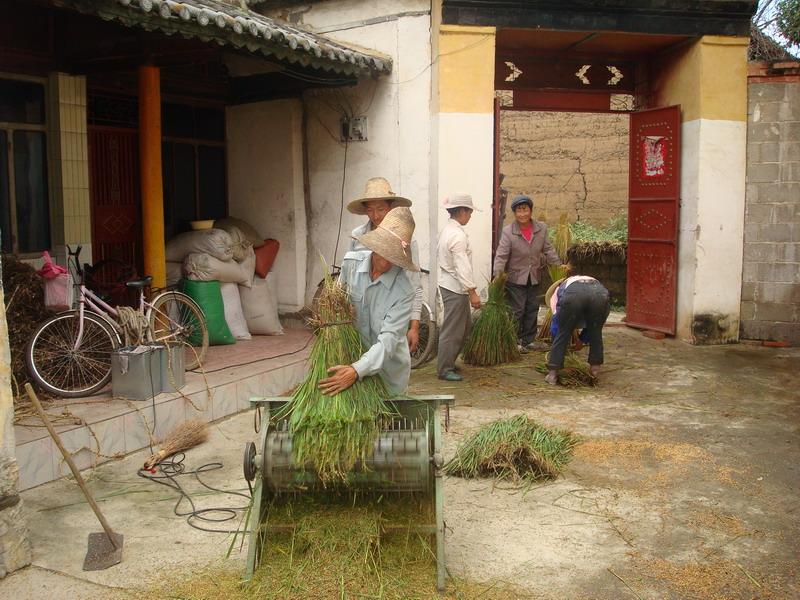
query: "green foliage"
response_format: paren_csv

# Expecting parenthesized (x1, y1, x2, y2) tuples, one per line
(777, 0, 800, 45)
(279, 274, 390, 484)
(462, 273, 520, 366)
(444, 414, 580, 483)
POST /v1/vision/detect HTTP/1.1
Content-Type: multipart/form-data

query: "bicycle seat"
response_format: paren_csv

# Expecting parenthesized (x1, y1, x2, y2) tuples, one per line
(125, 276, 153, 289)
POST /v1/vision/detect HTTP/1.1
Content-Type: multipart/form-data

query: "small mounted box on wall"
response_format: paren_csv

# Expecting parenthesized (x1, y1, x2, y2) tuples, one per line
(340, 116, 368, 141)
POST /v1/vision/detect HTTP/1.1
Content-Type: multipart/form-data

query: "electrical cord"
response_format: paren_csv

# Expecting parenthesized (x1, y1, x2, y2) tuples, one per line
(332, 137, 349, 266)
(137, 452, 252, 534)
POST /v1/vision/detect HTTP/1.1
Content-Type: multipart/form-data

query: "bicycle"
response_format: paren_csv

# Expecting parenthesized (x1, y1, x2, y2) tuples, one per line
(311, 265, 437, 370)
(25, 245, 209, 397)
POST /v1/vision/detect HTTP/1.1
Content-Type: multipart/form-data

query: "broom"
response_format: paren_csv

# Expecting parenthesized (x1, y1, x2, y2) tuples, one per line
(462, 272, 520, 366)
(278, 273, 390, 484)
(144, 418, 209, 469)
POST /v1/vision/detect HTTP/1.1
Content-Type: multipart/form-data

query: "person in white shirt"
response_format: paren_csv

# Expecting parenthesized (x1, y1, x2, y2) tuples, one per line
(436, 193, 482, 381)
(347, 177, 424, 353)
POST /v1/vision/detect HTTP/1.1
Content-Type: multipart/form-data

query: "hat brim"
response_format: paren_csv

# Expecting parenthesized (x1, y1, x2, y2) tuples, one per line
(544, 278, 566, 307)
(355, 232, 420, 272)
(442, 203, 482, 212)
(346, 196, 412, 215)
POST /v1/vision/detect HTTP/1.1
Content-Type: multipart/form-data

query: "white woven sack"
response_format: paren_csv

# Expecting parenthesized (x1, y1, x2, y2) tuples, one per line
(239, 272, 283, 335)
(239, 245, 256, 287)
(182, 253, 251, 286)
(220, 282, 251, 340)
(214, 217, 265, 249)
(165, 229, 234, 262)
(166, 261, 182, 286)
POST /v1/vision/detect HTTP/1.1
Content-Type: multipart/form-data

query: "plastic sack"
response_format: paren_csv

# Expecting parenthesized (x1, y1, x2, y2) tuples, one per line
(43, 273, 72, 311)
(166, 261, 183, 286)
(239, 272, 283, 335)
(179, 279, 235, 346)
(216, 224, 252, 262)
(220, 282, 251, 340)
(254, 239, 280, 278)
(37, 251, 67, 279)
(166, 229, 234, 263)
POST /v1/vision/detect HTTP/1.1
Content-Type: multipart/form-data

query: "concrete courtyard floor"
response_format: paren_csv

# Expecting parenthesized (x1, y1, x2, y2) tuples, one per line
(2, 326, 799, 599)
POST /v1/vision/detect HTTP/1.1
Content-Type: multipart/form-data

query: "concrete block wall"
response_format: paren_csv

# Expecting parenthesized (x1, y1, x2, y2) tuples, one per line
(499, 109, 629, 226)
(740, 80, 800, 343)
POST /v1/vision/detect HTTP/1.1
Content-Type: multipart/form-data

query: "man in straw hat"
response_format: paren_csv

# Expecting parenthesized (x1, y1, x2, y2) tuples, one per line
(543, 273, 610, 385)
(319, 206, 420, 396)
(347, 177, 424, 353)
(436, 193, 482, 382)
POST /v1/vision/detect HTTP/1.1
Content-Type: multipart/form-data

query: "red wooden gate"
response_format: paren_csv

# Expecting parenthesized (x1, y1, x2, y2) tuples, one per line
(626, 106, 681, 335)
(89, 127, 141, 270)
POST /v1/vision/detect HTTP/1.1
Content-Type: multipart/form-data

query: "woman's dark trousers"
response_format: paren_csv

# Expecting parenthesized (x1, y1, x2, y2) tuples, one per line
(506, 279, 540, 346)
(547, 281, 610, 370)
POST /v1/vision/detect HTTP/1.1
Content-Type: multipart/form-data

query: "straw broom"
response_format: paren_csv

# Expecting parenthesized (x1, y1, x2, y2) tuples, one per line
(462, 273, 520, 366)
(144, 418, 209, 469)
(279, 273, 390, 484)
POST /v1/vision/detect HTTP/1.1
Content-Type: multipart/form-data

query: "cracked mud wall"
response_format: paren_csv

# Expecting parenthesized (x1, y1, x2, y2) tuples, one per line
(499, 109, 629, 225)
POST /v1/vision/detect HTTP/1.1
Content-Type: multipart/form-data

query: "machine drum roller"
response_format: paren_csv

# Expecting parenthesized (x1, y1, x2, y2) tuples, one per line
(242, 395, 453, 591)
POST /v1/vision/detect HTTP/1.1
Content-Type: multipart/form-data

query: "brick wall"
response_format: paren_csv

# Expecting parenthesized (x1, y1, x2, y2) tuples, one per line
(741, 75, 800, 343)
(499, 108, 629, 226)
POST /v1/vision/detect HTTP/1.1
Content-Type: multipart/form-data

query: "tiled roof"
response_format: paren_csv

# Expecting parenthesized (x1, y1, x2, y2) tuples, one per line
(65, 0, 392, 76)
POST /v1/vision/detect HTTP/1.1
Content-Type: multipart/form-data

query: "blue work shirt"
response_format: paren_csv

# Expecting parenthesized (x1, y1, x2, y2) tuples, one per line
(339, 250, 414, 395)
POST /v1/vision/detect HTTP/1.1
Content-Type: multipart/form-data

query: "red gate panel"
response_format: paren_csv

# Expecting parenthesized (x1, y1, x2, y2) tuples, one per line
(89, 127, 141, 271)
(626, 106, 680, 335)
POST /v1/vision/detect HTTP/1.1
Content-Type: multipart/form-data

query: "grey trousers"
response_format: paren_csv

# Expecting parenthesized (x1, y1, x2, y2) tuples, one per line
(437, 286, 471, 376)
(506, 280, 541, 346)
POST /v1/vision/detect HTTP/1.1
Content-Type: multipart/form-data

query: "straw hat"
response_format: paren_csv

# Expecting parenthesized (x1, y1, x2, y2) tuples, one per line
(442, 193, 481, 211)
(544, 278, 566, 308)
(347, 177, 412, 215)
(356, 207, 419, 272)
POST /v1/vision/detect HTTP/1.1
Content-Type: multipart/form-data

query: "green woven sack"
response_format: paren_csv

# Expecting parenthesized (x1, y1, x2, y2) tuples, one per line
(179, 279, 235, 346)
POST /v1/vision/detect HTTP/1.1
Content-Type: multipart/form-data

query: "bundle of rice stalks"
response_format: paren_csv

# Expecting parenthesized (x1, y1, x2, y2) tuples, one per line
(2, 254, 49, 402)
(462, 273, 519, 366)
(567, 241, 627, 263)
(535, 352, 597, 387)
(280, 274, 390, 484)
(444, 414, 579, 483)
(143, 418, 209, 469)
(553, 212, 572, 259)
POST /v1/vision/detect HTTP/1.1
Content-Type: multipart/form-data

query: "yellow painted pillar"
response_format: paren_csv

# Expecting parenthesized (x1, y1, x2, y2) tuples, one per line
(138, 65, 166, 288)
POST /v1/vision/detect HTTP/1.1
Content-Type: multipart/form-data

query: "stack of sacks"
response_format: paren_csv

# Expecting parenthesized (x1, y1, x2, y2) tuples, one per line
(164, 218, 283, 341)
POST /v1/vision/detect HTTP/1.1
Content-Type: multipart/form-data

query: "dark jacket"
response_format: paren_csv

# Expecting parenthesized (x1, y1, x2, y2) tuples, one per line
(493, 220, 561, 285)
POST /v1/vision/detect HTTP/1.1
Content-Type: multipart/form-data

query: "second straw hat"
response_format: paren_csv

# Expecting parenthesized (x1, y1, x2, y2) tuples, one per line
(356, 206, 420, 272)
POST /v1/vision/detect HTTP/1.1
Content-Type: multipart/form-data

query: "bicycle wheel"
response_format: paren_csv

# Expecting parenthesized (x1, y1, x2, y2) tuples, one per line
(411, 302, 437, 369)
(149, 291, 209, 371)
(26, 311, 119, 397)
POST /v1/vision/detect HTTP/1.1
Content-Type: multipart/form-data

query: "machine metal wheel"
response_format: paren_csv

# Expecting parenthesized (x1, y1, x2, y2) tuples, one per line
(26, 311, 120, 397)
(243, 441, 258, 482)
(411, 302, 437, 369)
(148, 291, 208, 371)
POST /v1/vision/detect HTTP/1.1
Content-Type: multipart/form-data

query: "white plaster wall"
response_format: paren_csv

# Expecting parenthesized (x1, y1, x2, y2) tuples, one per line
(434, 112, 496, 294)
(299, 5, 433, 303)
(677, 118, 747, 342)
(226, 99, 307, 311)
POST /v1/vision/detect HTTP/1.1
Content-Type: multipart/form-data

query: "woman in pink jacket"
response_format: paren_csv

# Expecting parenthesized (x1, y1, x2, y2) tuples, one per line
(492, 195, 561, 352)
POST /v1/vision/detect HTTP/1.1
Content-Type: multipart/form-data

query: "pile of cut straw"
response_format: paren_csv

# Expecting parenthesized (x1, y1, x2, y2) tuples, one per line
(535, 352, 597, 387)
(462, 273, 519, 366)
(444, 414, 580, 483)
(281, 274, 390, 484)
